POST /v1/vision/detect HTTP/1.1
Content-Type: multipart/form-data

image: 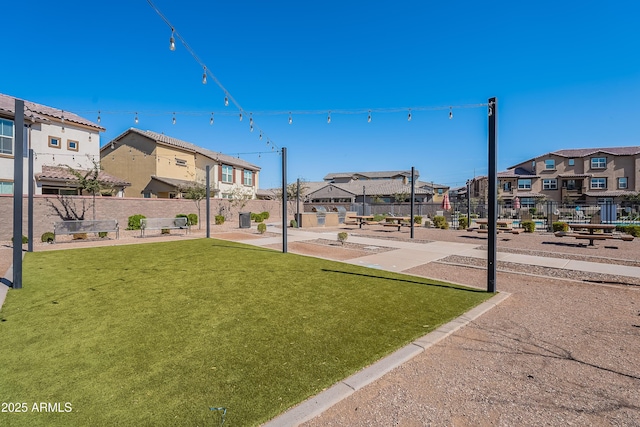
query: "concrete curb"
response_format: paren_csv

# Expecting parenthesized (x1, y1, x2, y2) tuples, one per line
(262, 291, 511, 427)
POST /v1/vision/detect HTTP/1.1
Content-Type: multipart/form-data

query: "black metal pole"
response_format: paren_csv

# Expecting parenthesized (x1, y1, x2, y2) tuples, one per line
(410, 166, 415, 239)
(487, 97, 498, 293)
(296, 178, 300, 228)
(206, 165, 211, 238)
(28, 148, 34, 252)
(362, 186, 365, 216)
(467, 180, 471, 231)
(12, 100, 24, 289)
(281, 147, 287, 253)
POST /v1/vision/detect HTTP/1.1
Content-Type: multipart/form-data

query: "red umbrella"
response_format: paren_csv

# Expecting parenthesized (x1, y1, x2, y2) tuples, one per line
(513, 196, 520, 209)
(442, 193, 451, 210)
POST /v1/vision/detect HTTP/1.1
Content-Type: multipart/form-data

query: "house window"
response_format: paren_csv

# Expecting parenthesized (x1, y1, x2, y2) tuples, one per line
(590, 178, 607, 189)
(502, 181, 512, 192)
(568, 159, 575, 166)
(563, 179, 577, 190)
(517, 179, 531, 190)
(597, 198, 613, 205)
(243, 170, 253, 186)
(544, 159, 555, 170)
(67, 140, 79, 151)
(175, 158, 187, 167)
(437, 188, 443, 195)
(0, 181, 13, 194)
(221, 193, 232, 199)
(618, 177, 628, 189)
(48, 136, 61, 149)
(0, 118, 13, 155)
(521, 197, 535, 208)
(543, 179, 557, 190)
(222, 165, 233, 183)
(591, 157, 606, 169)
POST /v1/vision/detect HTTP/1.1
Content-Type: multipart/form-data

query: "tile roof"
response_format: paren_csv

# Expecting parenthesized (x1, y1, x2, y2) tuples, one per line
(513, 191, 545, 198)
(106, 128, 260, 171)
(497, 167, 537, 178)
(37, 166, 130, 187)
(150, 176, 199, 188)
(0, 93, 104, 131)
(310, 180, 431, 197)
(552, 146, 640, 158)
(324, 170, 419, 180)
(583, 190, 638, 197)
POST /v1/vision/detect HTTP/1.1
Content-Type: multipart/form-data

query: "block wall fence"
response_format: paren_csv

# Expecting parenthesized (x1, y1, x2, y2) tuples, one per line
(0, 195, 285, 241)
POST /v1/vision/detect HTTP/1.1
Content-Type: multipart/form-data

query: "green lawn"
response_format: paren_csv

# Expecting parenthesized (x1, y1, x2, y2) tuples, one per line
(0, 239, 491, 426)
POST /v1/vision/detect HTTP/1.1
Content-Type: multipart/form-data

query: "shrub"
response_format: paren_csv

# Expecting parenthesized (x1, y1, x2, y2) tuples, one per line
(290, 219, 298, 228)
(372, 214, 386, 222)
(337, 232, 348, 245)
(529, 208, 537, 216)
(413, 215, 422, 224)
(128, 214, 146, 230)
(98, 232, 108, 238)
(261, 211, 270, 220)
(458, 216, 468, 230)
(11, 235, 28, 244)
(432, 215, 449, 229)
(188, 213, 198, 226)
(215, 215, 225, 225)
(552, 222, 569, 232)
(257, 223, 267, 234)
(41, 232, 55, 243)
(72, 233, 87, 240)
(521, 220, 536, 233)
(176, 213, 188, 224)
(161, 229, 170, 235)
(251, 212, 265, 223)
(618, 225, 640, 237)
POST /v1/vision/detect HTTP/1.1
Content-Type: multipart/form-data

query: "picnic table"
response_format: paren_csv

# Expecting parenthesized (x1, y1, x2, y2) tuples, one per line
(382, 216, 411, 231)
(555, 223, 620, 246)
(472, 218, 517, 234)
(347, 215, 375, 228)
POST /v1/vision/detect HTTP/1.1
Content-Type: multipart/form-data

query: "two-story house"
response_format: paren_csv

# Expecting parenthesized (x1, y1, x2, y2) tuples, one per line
(100, 128, 260, 198)
(476, 146, 640, 208)
(0, 93, 129, 196)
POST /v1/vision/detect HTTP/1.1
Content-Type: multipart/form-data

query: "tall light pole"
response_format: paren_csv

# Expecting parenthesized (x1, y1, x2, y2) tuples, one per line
(487, 97, 498, 293)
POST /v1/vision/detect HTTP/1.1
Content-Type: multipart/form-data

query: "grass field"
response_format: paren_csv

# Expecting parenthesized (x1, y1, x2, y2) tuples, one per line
(0, 239, 492, 426)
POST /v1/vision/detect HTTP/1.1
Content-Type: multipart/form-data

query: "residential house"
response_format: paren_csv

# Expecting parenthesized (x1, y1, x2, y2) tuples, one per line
(100, 128, 260, 198)
(472, 146, 640, 208)
(0, 93, 129, 196)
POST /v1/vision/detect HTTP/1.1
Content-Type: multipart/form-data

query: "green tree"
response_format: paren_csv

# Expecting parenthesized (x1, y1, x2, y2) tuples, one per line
(66, 160, 112, 220)
(179, 182, 207, 229)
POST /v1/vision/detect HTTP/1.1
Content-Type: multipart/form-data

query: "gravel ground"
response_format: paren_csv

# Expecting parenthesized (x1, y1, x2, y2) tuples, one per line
(2, 225, 640, 426)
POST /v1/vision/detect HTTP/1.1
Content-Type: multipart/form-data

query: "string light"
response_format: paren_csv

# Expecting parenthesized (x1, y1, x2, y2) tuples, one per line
(408, 109, 412, 122)
(259, 131, 263, 140)
(209, 112, 214, 125)
(327, 111, 331, 124)
(239, 112, 243, 121)
(97, 110, 101, 123)
(169, 28, 176, 51)
(249, 113, 254, 132)
(224, 96, 229, 107)
(367, 110, 372, 123)
(172, 112, 176, 124)
(202, 66, 207, 84)
(134, 112, 139, 124)
(449, 106, 453, 119)
(288, 112, 292, 125)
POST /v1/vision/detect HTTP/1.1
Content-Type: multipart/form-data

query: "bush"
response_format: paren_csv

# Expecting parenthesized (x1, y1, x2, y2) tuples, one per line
(552, 222, 569, 232)
(372, 214, 387, 222)
(337, 232, 348, 245)
(290, 219, 298, 228)
(11, 235, 28, 244)
(432, 215, 449, 229)
(617, 225, 640, 237)
(257, 223, 267, 234)
(188, 213, 198, 226)
(128, 214, 146, 230)
(215, 215, 225, 225)
(260, 211, 270, 220)
(521, 220, 536, 233)
(161, 229, 170, 235)
(98, 232, 108, 238)
(458, 216, 468, 230)
(176, 213, 188, 224)
(41, 232, 55, 243)
(414, 215, 422, 224)
(251, 212, 265, 223)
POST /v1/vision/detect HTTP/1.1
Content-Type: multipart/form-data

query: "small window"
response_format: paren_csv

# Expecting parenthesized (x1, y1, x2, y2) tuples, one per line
(0, 181, 13, 195)
(502, 181, 512, 192)
(618, 177, 628, 189)
(517, 179, 531, 190)
(175, 158, 187, 167)
(544, 159, 555, 170)
(521, 197, 535, 208)
(0, 118, 14, 155)
(568, 159, 575, 166)
(437, 188, 443, 195)
(543, 179, 557, 190)
(243, 170, 253, 186)
(222, 165, 233, 183)
(48, 136, 61, 149)
(67, 140, 79, 151)
(591, 157, 606, 169)
(590, 178, 607, 189)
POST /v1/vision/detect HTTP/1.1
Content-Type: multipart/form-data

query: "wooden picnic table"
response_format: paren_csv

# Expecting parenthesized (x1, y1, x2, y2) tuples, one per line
(382, 216, 411, 231)
(472, 218, 517, 233)
(348, 215, 375, 228)
(557, 223, 622, 246)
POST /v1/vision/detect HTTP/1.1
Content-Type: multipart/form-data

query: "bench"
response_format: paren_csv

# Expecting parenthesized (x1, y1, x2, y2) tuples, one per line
(53, 219, 119, 243)
(140, 217, 189, 237)
(554, 231, 633, 246)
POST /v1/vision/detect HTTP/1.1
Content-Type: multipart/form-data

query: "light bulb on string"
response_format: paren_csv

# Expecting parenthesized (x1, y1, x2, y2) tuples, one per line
(367, 110, 372, 123)
(288, 112, 292, 125)
(449, 107, 453, 120)
(239, 112, 243, 121)
(224, 96, 229, 107)
(172, 112, 176, 125)
(408, 109, 412, 122)
(327, 111, 331, 124)
(259, 131, 263, 140)
(134, 112, 139, 124)
(210, 113, 214, 125)
(97, 110, 101, 123)
(202, 67, 207, 84)
(169, 28, 176, 51)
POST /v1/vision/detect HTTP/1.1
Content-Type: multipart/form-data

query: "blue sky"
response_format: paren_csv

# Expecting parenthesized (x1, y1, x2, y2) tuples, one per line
(3, 1, 640, 189)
